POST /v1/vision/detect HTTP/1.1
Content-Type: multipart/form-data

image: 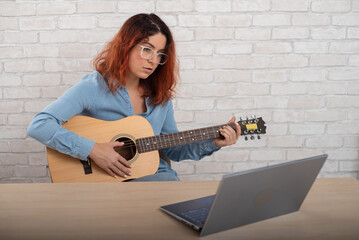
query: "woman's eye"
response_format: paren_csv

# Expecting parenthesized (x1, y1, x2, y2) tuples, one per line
(143, 47, 152, 52)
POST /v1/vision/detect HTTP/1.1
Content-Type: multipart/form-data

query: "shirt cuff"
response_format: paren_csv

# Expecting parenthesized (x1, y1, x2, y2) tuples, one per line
(73, 137, 96, 161)
(201, 139, 221, 153)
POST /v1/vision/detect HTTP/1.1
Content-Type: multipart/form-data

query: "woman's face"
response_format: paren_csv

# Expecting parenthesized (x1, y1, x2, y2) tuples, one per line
(127, 32, 167, 81)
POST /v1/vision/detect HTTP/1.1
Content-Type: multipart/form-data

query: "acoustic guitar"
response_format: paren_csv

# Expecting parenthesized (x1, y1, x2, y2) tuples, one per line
(47, 115, 266, 183)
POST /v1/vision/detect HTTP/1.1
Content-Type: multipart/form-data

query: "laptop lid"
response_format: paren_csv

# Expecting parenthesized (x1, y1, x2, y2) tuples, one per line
(200, 154, 327, 236)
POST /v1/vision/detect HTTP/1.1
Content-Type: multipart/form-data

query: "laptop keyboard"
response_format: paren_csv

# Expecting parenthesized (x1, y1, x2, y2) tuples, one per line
(180, 207, 210, 225)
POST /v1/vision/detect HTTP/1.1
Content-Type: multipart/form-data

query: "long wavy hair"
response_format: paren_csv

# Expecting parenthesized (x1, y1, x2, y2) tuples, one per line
(93, 13, 178, 105)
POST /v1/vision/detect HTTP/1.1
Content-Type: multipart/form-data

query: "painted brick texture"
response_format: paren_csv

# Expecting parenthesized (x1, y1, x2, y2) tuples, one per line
(0, 0, 358, 182)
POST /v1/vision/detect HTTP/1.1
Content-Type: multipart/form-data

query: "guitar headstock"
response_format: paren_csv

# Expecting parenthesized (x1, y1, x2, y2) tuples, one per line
(237, 116, 266, 141)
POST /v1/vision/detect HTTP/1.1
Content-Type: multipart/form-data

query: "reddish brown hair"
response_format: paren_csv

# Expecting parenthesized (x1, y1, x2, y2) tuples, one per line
(93, 13, 178, 105)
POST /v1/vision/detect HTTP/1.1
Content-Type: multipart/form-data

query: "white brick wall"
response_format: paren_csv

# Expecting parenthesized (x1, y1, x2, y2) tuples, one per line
(0, 0, 358, 182)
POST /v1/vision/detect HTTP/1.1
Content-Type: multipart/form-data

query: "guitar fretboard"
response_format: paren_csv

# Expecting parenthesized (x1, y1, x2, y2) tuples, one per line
(136, 123, 239, 153)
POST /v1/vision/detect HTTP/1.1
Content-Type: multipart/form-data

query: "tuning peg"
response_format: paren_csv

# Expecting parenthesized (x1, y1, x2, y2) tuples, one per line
(257, 135, 261, 140)
(245, 136, 248, 141)
(250, 135, 255, 140)
(251, 115, 256, 119)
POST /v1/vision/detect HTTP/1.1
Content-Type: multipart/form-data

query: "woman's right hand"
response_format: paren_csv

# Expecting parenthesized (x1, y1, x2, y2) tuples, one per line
(88, 142, 132, 178)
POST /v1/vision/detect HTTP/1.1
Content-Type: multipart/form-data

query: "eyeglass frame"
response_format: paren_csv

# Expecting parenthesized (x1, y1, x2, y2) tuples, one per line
(137, 45, 168, 65)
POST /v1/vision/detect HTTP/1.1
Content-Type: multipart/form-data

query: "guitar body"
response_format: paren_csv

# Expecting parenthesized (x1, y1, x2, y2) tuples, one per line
(47, 115, 159, 183)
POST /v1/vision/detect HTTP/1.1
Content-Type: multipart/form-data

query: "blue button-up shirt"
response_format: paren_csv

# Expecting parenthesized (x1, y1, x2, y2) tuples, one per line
(27, 71, 219, 175)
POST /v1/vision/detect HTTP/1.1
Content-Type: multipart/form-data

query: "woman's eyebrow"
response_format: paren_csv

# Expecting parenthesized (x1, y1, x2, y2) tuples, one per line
(143, 41, 165, 52)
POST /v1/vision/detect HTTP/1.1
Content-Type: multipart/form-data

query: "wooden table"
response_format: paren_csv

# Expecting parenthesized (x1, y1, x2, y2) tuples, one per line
(0, 178, 358, 239)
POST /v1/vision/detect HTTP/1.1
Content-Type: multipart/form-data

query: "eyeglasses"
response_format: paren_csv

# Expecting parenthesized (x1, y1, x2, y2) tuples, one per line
(138, 45, 168, 65)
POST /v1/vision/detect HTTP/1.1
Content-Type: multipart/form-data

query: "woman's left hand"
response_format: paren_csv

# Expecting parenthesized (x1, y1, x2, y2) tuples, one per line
(214, 116, 241, 148)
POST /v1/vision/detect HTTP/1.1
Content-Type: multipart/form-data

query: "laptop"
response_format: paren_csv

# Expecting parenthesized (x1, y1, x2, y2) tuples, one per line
(160, 154, 328, 237)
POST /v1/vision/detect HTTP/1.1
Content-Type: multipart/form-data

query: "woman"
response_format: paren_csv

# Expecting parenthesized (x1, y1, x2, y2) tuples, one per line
(27, 13, 241, 181)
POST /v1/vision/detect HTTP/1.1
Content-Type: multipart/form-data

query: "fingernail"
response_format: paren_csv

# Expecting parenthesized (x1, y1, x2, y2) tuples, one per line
(113, 175, 117, 178)
(128, 172, 132, 176)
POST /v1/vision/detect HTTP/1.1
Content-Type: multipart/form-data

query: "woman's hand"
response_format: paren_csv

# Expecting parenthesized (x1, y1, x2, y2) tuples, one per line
(214, 117, 241, 148)
(88, 142, 132, 178)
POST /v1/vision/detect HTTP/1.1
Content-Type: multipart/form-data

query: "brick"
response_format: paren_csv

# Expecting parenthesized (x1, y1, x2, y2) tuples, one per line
(23, 74, 61, 86)
(156, 0, 194, 12)
(311, 27, 346, 39)
(58, 16, 96, 29)
(273, 111, 305, 122)
(271, 83, 307, 95)
(195, 84, 237, 97)
(44, 60, 78, 72)
(41, 86, 69, 99)
(40, 31, 77, 43)
(235, 56, 270, 69)
(194, 112, 233, 124)
(8, 113, 34, 126)
(0, 101, 23, 113)
(175, 84, 193, 98)
(340, 161, 359, 171)
(15, 166, 47, 178)
(3, 31, 38, 44)
(328, 68, 359, 80)
(179, 58, 195, 70)
(0, 142, 9, 152)
(306, 136, 343, 148)
(268, 136, 303, 148)
(327, 96, 359, 108)
(214, 15, 251, 27)
(271, 55, 308, 68)
(62, 73, 85, 85)
(118, 1, 155, 13)
(215, 43, 252, 55)
(333, 14, 359, 26)
(233, 161, 268, 172)
(213, 150, 250, 162)
(310, 55, 346, 67)
(214, 70, 251, 83)
(287, 149, 325, 161)
(307, 83, 346, 95)
(294, 42, 328, 54)
(195, 0, 231, 12)
(98, 16, 128, 28)
(253, 70, 287, 82)
(348, 83, 359, 95)
(196, 28, 233, 40)
(36, 2, 76, 15)
(178, 15, 212, 27)
(177, 43, 213, 56)
(0, 127, 27, 139)
(180, 70, 213, 84)
(250, 150, 285, 161)
(59, 44, 98, 58)
(253, 14, 290, 26)
(20, 17, 56, 30)
(4, 60, 43, 73)
(321, 161, 339, 173)
(174, 111, 194, 123)
(235, 28, 271, 40)
(3, 87, 40, 99)
(312, 0, 351, 12)
(354, 0, 359, 11)
(77, 30, 116, 43)
(196, 56, 233, 69)
(326, 149, 359, 160)
(289, 123, 326, 135)
(306, 110, 347, 122)
(171, 162, 195, 174)
(176, 99, 214, 111)
(288, 96, 325, 109)
(290, 69, 327, 82)
(0, 3, 35, 16)
(272, 0, 310, 11)
(330, 41, 359, 53)
(173, 28, 194, 41)
(0, 17, 18, 30)
(0, 167, 14, 179)
(344, 136, 359, 147)
(236, 84, 270, 96)
(256, 96, 288, 109)
(24, 45, 58, 58)
(232, 0, 270, 12)
(0, 46, 23, 58)
(78, 1, 116, 13)
(11, 140, 44, 153)
(216, 98, 254, 110)
(29, 153, 48, 166)
(0, 153, 27, 165)
(348, 28, 359, 39)
(24, 100, 54, 113)
(272, 27, 309, 39)
(254, 42, 291, 54)
(78, 60, 93, 72)
(292, 14, 330, 26)
(196, 162, 232, 174)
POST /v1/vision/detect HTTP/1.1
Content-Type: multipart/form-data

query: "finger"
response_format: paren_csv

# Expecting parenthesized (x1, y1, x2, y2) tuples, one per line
(104, 167, 118, 179)
(220, 127, 235, 144)
(109, 163, 128, 178)
(114, 158, 132, 176)
(118, 155, 132, 168)
(227, 116, 235, 124)
(235, 122, 241, 138)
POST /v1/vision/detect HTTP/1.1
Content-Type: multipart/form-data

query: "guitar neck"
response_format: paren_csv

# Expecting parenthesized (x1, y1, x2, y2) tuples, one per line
(136, 122, 244, 153)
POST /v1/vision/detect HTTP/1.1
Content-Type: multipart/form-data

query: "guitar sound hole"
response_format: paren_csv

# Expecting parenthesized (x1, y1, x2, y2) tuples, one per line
(113, 137, 137, 161)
